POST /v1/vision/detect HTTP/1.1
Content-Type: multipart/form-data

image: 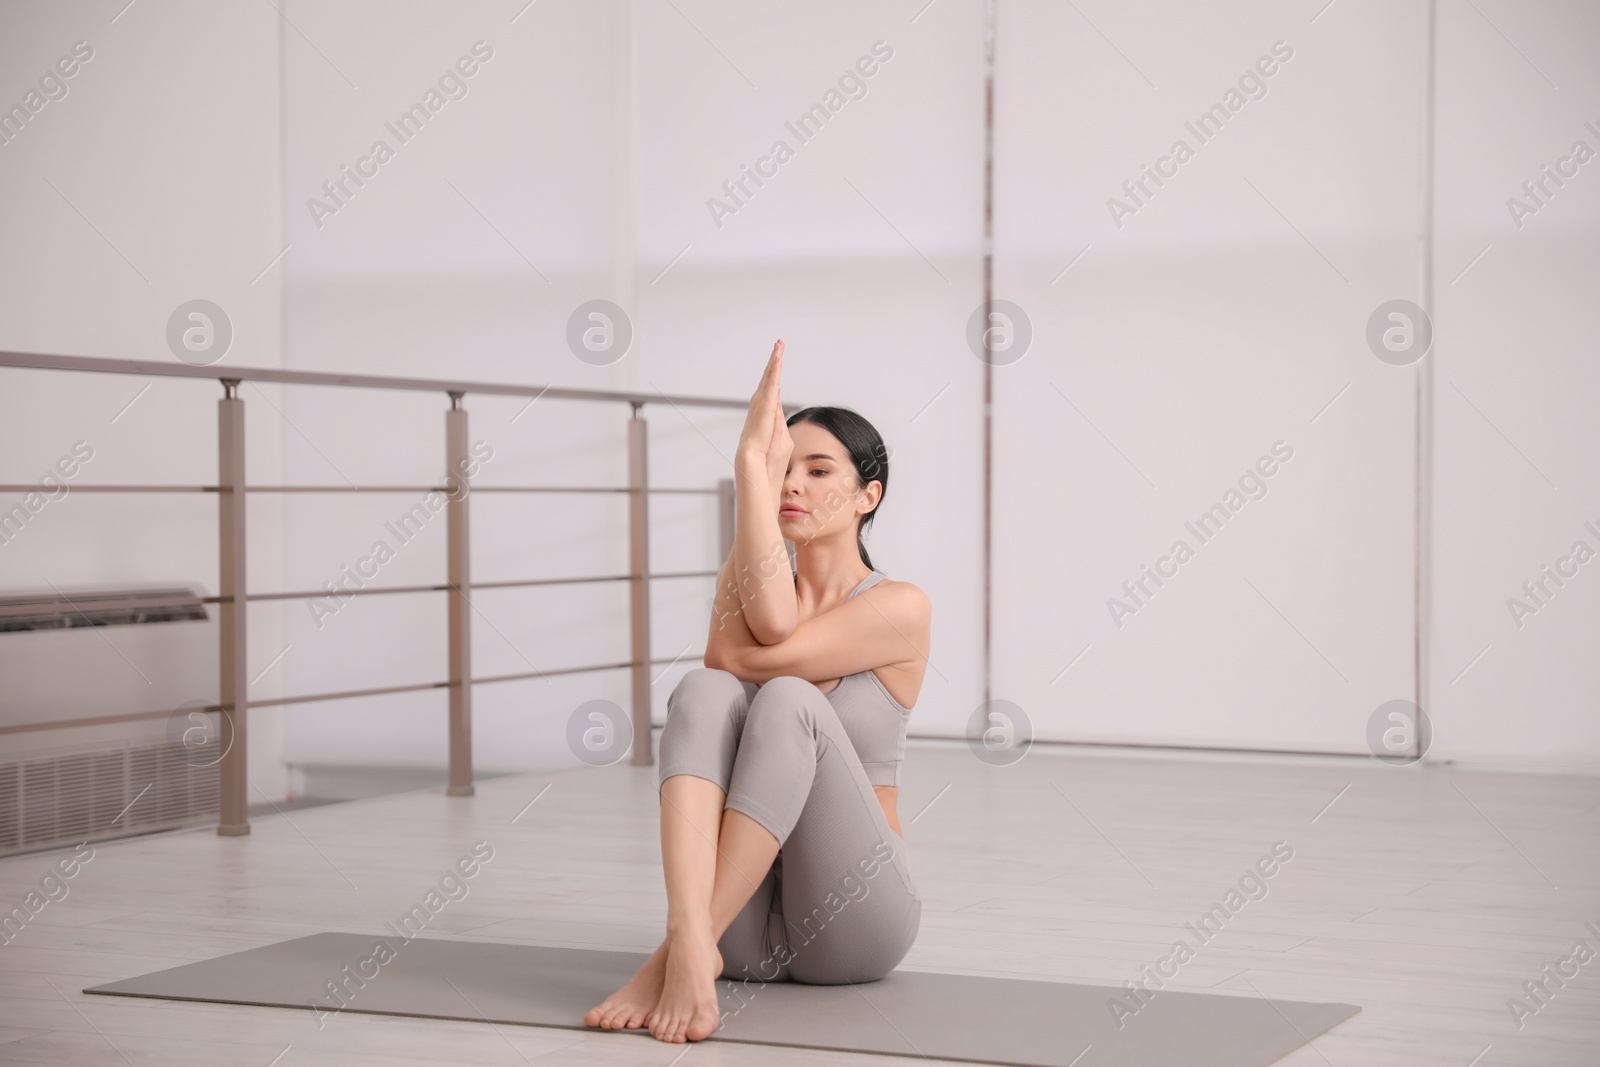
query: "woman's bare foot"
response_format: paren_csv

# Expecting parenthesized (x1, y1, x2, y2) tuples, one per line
(583, 939, 668, 1031)
(647, 925, 725, 1043)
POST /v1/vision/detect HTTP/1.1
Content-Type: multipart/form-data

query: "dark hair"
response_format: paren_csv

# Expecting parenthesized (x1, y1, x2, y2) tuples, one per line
(785, 406, 889, 571)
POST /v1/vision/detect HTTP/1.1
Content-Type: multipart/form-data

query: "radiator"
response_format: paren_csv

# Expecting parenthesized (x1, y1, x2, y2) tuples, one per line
(0, 585, 221, 857)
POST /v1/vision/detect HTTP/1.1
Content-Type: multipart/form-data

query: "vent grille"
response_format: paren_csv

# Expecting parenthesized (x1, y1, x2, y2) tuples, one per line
(0, 739, 218, 857)
(0, 587, 208, 633)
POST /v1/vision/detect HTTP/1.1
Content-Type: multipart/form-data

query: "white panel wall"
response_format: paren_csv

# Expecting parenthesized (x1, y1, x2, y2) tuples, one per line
(274, 0, 987, 772)
(1427, 0, 1600, 767)
(274, 0, 620, 771)
(0, 0, 289, 796)
(990, 0, 1425, 753)
(632, 0, 987, 748)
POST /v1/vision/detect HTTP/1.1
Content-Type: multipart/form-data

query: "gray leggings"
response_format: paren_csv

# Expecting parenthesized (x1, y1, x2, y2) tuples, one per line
(658, 668, 921, 985)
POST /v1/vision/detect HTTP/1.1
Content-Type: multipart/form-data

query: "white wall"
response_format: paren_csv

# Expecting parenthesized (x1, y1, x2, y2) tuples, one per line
(1427, 0, 1600, 767)
(986, 0, 1599, 768)
(3, 0, 1595, 782)
(991, 0, 1424, 755)
(270, 0, 989, 774)
(273, 0, 629, 771)
(0, 0, 289, 796)
(272, 0, 1597, 772)
(630, 0, 988, 754)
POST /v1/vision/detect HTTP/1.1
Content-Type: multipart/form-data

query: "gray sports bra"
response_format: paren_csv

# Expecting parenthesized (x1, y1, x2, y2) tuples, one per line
(820, 569, 913, 788)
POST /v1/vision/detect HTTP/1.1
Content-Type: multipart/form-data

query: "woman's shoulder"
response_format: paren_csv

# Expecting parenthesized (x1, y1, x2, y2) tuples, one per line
(869, 574, 931, 619)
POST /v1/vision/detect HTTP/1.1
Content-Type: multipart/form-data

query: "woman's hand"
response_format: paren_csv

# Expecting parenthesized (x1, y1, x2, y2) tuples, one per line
(725, 339, 799, 643)
(735, 340, 793, 497)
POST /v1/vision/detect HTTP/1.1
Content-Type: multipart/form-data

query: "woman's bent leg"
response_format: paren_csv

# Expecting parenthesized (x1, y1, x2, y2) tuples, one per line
(777, 739, 920, 984)
(721, 676, 922, 986)
(648, 669, 787, 1042)
(656, 668, 760, 940)
(589, 668, 756, 1037)
(656, 668, 778, 948)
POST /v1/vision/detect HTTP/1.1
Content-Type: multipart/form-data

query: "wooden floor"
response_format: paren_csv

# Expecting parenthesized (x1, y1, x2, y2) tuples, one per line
(2, 738, 1597, 1066)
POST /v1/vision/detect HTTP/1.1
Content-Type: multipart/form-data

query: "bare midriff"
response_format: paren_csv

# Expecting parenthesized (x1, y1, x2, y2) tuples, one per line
(875, 785, 902, 838)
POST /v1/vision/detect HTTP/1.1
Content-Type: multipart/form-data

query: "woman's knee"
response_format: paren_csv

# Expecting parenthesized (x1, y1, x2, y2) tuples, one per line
(665, 668, 749, 730)
(744, 677, 840, 744)
(669, 666, 747, 709)
(660, 667, 750, 773)
(747, 675, 825, 718)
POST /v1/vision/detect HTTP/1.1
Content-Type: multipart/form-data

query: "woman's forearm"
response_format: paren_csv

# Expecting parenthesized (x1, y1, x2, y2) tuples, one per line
(705, 551, 761, 674)
(731, 454, 797, 644)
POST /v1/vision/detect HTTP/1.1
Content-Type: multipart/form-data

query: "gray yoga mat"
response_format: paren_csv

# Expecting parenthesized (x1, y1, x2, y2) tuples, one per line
(84, 932, 1358, 1067)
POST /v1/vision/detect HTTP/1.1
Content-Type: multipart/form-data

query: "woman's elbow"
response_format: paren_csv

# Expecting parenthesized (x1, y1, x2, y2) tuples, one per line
(704, 646, 739, 674)
(746, 618, 796, 646)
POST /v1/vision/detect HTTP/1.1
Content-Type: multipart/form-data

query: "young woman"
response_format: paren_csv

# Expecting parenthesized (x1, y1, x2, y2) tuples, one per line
(582, 339, 932, 1044)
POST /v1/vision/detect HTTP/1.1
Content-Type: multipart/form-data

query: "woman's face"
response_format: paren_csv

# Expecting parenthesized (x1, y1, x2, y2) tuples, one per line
(777, 421, 880, 543)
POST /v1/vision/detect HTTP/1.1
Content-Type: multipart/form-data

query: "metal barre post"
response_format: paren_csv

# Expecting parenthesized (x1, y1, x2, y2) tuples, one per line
(216, 379, 250, 835)
(446, 392, 474, 796)
(628, 406, 653, 765)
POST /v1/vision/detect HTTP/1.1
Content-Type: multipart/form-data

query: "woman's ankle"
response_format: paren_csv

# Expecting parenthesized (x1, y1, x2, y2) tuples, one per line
(665, 913, 714, 942)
